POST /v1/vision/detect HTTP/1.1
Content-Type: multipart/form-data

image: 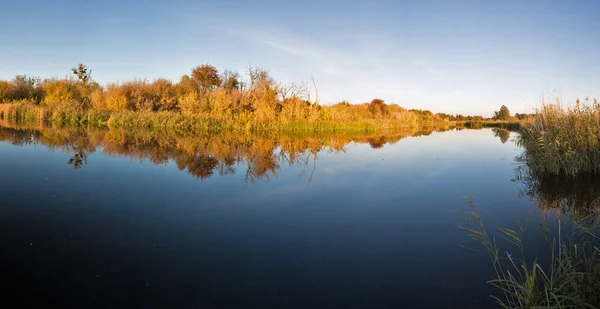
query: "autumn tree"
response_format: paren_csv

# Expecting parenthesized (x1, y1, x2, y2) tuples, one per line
(278, 82, 310, 121)
(151, 78, 178, 111)
(245, 66, 278, 123)
(191, 64, 222, 91)
(369, 98, 387, 117)
(41, 78, 82, 107)
(0, 80, 10, 102)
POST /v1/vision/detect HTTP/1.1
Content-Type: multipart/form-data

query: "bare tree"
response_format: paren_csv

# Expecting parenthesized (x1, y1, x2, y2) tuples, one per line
(305, 76, 320, 106)
(278, 82, 308, 102)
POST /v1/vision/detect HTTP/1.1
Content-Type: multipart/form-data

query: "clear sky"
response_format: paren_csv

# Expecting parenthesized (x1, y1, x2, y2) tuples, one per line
(1, 0, 599, 116)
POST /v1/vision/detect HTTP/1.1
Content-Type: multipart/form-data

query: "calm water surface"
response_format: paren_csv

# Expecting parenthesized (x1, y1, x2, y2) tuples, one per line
(0, 126, 541, 308)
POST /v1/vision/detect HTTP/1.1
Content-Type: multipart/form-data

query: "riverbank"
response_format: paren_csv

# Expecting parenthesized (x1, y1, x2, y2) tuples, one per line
(2, 64, 526, 134)
(0, 102, 458, 134)
(0, 102, 530, 135)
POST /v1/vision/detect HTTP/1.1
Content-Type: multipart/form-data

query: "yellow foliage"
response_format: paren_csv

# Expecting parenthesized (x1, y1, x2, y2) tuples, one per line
(0, 81, 10, 101)
(211, 88, 233, 119)
(0, 64, 460, 131)
(90, 88, 107, 110)
(151, 78, 177, 111)
(42, 78, 81, 107)
(178, 92, 201, 116)
(105, 84, 128, 111)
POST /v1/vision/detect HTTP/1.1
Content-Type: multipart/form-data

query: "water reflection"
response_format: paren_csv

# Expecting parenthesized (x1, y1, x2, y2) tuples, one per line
(492, 128, 510, 144)
(0, 124, 531, 309)
(515, 161, 600, 221)
(0, 123, 458, 182)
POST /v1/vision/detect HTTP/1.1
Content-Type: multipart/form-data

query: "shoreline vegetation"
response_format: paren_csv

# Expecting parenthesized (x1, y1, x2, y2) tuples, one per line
(0, 64, 525, 133)
(464, 98, 600, 308)
(518, 98, 600, 177)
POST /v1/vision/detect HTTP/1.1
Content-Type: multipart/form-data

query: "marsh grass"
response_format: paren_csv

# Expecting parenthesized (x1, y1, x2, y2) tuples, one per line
(0, 102, 454, 134)
(462, 199, 600, 308)
(518, 98, 600, 177)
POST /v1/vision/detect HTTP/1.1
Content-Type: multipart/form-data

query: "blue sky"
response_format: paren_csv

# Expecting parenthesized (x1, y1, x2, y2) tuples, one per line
(1, 0, 599, 115)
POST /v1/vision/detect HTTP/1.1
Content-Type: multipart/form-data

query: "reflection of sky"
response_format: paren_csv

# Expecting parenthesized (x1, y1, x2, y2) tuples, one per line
(0, 128, 538, 308)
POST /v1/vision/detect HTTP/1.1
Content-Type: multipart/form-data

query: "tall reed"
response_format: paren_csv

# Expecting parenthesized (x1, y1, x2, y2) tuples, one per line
(518, 98, 600, 177)
(462, 199, 600, 308)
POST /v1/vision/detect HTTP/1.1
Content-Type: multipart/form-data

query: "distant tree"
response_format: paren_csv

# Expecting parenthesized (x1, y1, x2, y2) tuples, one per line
(248, 66, 274, 87)
(177, 75, 197, 95)
(191, 64, 222, 91)
(369, 98, 384, 108)
(369, 98, 387, 116)
(336, 100, 351, 107)
(221, 70, 240, 91)
(436, 112, 456, 120)
(494, 105, 510, 120)
(223, 76, 239, 91)
(514, 113, 531, 120)
(72, 64, 92, 85)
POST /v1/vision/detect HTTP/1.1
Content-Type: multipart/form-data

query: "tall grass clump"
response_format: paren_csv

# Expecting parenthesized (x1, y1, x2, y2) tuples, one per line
(462, 199, 600, 308)
(518, 98, 600, 177)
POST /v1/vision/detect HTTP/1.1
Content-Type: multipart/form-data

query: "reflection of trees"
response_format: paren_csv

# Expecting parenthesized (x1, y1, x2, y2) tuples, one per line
(492, 128, 510, 144)
(367, 136, 386, 149)
(0, 125, 96, 170)
(0, 128, 36, 146)
(0, 124, 457, 183)
(244, 139, 279, 184)
(185, 155, 219, 179)
(515, 162, 600, 221)
(216, 157, 237, 176)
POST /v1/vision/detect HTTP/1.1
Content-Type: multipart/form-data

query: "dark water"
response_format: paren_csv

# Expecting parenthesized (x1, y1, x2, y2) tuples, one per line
(0, 125, 556, 308)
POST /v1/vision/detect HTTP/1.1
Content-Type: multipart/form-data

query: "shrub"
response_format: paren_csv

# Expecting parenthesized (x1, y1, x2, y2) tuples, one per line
(41, 78, 82, 107)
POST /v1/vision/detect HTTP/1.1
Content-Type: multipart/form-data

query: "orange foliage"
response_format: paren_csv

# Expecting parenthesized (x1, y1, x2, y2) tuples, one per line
(0, 64, 455, 129)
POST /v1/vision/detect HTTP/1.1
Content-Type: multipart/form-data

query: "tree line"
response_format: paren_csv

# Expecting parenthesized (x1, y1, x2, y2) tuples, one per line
(0, 64, 467, 130)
